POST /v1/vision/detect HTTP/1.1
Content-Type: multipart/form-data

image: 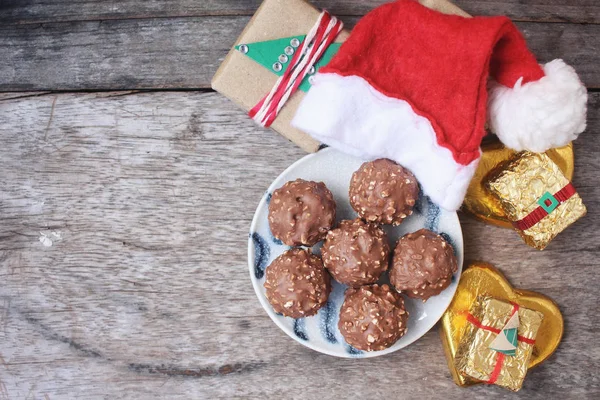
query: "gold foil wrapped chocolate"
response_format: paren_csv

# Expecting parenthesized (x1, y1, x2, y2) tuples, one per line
(440, 262, 564, 388)
(462, 140, 574, 228)
(485, 151, 586, 249)
(454, 296, 544, 391)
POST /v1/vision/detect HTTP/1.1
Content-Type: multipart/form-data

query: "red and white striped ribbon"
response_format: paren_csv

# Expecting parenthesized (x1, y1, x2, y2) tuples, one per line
(249, 11, 343, 127)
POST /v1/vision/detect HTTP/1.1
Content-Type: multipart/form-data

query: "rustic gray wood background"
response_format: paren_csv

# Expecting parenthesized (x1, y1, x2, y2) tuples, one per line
(0, 0, 598, 399)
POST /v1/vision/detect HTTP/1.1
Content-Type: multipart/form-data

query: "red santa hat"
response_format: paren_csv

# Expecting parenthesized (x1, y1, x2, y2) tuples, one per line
(292, 0, 587, 211)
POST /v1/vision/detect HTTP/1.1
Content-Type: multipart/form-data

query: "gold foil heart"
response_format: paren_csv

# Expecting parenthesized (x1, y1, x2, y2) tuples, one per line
(440, 262, 564, 387)
(462, 139, 574, 228)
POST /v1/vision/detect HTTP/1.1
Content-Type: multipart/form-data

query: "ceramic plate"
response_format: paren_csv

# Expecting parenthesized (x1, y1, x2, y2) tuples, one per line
(248, 148, 464, 358)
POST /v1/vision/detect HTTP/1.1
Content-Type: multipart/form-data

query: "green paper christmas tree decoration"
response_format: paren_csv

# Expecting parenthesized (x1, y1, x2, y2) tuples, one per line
(489, 311, 519, 356)
(235, 35, 342, 92)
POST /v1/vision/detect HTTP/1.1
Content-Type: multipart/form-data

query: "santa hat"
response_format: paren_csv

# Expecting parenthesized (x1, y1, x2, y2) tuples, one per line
(292, 0, 587, 211)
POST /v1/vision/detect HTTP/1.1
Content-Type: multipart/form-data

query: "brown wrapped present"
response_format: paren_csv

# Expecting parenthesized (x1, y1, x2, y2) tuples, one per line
(454, 296, 544, 391)
(485, 151, 586, 249)
(211, 0, 470, 152)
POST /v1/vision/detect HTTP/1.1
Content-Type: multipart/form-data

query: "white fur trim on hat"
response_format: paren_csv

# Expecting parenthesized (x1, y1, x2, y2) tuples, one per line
(292, 73, 479, 211)
(487, 59, 587, 153)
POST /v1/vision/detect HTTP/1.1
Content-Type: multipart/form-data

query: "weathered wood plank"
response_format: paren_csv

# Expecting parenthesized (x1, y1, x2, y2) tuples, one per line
(0, 0, 598, 24)
(0, 91, 598, 399)
(1, 17, 598, 92)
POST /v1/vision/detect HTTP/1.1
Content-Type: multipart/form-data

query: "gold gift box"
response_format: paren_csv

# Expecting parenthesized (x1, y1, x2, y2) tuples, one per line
(440, 262, 564, 388)
(454, 296, 544, 391)
(485, 151, 586, 249)
(462, 140, 575, 228)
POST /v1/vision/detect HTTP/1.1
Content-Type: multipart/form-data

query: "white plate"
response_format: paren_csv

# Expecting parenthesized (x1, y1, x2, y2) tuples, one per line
(248, 148, 463, 358)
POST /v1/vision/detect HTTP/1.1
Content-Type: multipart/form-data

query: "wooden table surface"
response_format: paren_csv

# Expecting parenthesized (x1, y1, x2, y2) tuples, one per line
(0, 1, 598, 399)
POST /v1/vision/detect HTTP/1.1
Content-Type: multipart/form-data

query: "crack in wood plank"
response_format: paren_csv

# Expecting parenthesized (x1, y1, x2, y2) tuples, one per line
(128, 362, 265, 378)
(21, 313, 104, 359)
(43, 97, 58, 141)
(11, 306, 265, 380)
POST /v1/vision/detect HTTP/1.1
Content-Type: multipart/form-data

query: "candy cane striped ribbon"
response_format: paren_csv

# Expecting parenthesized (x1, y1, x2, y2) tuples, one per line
(249, 11, 343, 127)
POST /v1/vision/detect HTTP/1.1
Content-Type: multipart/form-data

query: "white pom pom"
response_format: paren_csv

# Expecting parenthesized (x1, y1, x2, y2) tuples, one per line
(487, 59, 587, 152)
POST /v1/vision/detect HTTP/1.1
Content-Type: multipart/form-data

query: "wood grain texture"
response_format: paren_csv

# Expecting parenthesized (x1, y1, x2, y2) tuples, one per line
(1, 15, 599, 92)
(0, 91, 598, 399)
(1, 0, 598, 23)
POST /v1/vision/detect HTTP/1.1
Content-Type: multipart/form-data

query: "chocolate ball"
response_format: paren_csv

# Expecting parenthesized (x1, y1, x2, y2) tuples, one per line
(338, 284, 409, 351)
(321, 218, 390, 286)
(390, 229, 458, 301)
(264, 248, 331, 318)
(349, 159, 418, 225)
(268, 179, 336, 247)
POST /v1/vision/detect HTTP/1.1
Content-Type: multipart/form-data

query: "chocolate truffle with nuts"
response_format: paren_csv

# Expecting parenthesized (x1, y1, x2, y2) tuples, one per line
(338, 284, 409, 351)
(268, 179, 336, 247)
(349, 159, 418, 225)
(321, 218, 390, 286)
(390, 229, 458, 301)
(264, 248, 331, 318)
